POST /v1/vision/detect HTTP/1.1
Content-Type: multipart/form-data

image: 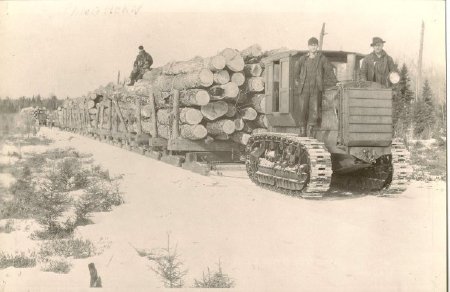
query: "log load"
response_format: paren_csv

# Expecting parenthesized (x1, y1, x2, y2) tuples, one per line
(239, 107, 258, 121)
(179, 124, 208, 140)
(230, 132, 251, 145)
(201, 101, 228, 121)
(246, 77, 265, 92)
(213, 70, 230, 85)
(156, 108, 203, 125)
(142, 67, 163, 84)
(220, 48, 245, 72)
(231, 72, 245, 86)
(155, 68, 214, 91)
(244, 64, 263, 77)
(250, 94, 266, 113)
(206, 119, 236, 135)
(161, 55, 226, 75)
(141, 105, 153, 118)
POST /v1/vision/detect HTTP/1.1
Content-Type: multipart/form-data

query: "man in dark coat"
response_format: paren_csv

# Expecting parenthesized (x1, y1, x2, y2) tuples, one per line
(296, 37, 337, 137)
(128, 45, 153, 86)
(360, 37, 397, 87)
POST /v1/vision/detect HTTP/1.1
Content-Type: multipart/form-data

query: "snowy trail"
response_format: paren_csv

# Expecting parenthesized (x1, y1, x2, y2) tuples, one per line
(1, 128, 446, 292)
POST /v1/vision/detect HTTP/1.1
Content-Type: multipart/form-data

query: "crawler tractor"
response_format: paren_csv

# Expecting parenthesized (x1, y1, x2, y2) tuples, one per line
(245, 50, 413, 197)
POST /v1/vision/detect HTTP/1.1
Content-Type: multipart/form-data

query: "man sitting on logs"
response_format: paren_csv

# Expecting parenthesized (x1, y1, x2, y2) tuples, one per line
(296, 37, 337, 137)
(128, 45, 153, 86)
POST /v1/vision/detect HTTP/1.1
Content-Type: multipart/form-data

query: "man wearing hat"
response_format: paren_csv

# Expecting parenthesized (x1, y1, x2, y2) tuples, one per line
(128, 45, 153, 86)
(296, 37, 337, 137)
(360, 37, 397, 86)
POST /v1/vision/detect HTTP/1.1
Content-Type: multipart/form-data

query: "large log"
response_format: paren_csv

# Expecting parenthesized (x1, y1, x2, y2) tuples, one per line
(244, 64, 263, 77)
(156, 108, 203, 125)
(230, 132, 251, 145)
(220, 48, 245, 72)
(208, 86, 225, 100)
(213, 70, 230, 85)
(161, 55, 226, 75)
(240, 44, 262, 62)
(201, 101, 228, 121)
(206, 119, 236, 135)
(246, 77, 265, 92)
(231, 72, 245, 86)
(179, 89, 210, 106)
(131, 79, 153, 96)
(239, 107, 258, 121)
(142, 67, 163, 83)
(221, 82, 239, 99)
(250, 94, 266, 113)
(180, 124, 208, 140)
(86, 100, 96, 109)
(155, 69, 214, 91)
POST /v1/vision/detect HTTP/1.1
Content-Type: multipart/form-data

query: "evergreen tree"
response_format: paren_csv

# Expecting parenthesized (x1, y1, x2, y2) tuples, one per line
(413, 79, 436, 138)
(392, 64, 414, 137)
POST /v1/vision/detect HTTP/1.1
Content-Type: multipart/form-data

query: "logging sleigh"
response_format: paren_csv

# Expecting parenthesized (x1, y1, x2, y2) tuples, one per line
(55, 45, 269, 175)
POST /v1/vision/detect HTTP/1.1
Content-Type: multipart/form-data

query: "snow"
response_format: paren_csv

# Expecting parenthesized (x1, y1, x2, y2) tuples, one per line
(0, 128, 446, 291)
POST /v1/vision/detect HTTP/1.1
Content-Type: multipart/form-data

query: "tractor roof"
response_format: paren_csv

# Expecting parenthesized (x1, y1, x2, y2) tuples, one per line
(263, 50, 366, 63)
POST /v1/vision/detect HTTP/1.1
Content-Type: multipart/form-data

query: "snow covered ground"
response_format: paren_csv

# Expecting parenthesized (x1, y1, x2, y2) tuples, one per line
(0, 128, 446, 291)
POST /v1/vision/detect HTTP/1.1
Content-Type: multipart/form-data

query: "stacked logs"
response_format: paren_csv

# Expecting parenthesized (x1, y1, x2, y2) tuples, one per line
(58, 44, 274, 146)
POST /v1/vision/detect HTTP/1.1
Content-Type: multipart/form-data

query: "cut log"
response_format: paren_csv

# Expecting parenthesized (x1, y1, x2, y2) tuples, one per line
(225, 103, 237, 118)
(206, 119, 236, 135)
(220, 48, 244, 72)
(180, 124, 208, 140)
(208, 86, 225, 100)
(179, 89, 210, 106)
(239, 107, 258, 121)
(213, 70, 230, 85)
(142, 67, 163, 84)
(231, 72, 245, 86)
(201, 101, 228, 121)
(240, 44, 262, 61)
(234, 118, 245, 131)
(244, 64, 263, 77)
(204, 55, 226, 72)
(141, 120, 154, 135)
(246, 77, 265, 92)
(161, 55, 226, 75)
(250, 94, 266, 113)
(86, 100, 96, 109)
(231, 132, 251, 145)
(131, 80, 153, 96)
(179, 108, 203, 125)
(221, 82, 239, 99)
(155, 68, 214, 91)
(88, 108, 98, 115)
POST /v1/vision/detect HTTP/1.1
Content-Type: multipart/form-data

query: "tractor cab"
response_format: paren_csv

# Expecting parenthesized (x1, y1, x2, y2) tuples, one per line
(262, 50, 365, 133)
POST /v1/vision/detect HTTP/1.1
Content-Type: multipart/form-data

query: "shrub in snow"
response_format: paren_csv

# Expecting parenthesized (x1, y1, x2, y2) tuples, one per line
(193, 261, 235, 288)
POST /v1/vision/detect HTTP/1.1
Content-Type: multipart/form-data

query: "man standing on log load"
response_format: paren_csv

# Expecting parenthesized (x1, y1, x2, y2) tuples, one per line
(360, 37, 397, 87)
(296, 37, 337, 137)
(128, 45, 153, 86)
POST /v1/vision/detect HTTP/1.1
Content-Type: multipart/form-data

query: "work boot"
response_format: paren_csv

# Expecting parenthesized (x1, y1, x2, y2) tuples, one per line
(299, 126, 307, 137)
(307, 125, 315, 137)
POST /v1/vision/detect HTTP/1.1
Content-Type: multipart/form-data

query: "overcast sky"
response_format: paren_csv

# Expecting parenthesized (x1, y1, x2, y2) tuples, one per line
(0, 0, 445, 98)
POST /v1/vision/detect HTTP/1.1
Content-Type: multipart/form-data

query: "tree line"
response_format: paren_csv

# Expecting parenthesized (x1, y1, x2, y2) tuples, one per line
(0, 95, 63, 114)
(392, 64, 446, 140)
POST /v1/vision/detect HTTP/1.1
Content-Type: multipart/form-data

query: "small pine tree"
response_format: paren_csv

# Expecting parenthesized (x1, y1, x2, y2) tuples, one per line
(194, 261, 235, 288)
(153, 234, 187, 288)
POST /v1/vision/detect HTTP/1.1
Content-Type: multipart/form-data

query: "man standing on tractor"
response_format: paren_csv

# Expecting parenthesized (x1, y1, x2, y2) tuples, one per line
(128, 45, 153, 86)
(360, 37, 397, 86)
(297, 37, 337, 137)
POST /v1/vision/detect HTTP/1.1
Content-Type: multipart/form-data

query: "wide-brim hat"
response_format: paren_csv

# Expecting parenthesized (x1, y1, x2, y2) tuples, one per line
(370, 37, 385, 46)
